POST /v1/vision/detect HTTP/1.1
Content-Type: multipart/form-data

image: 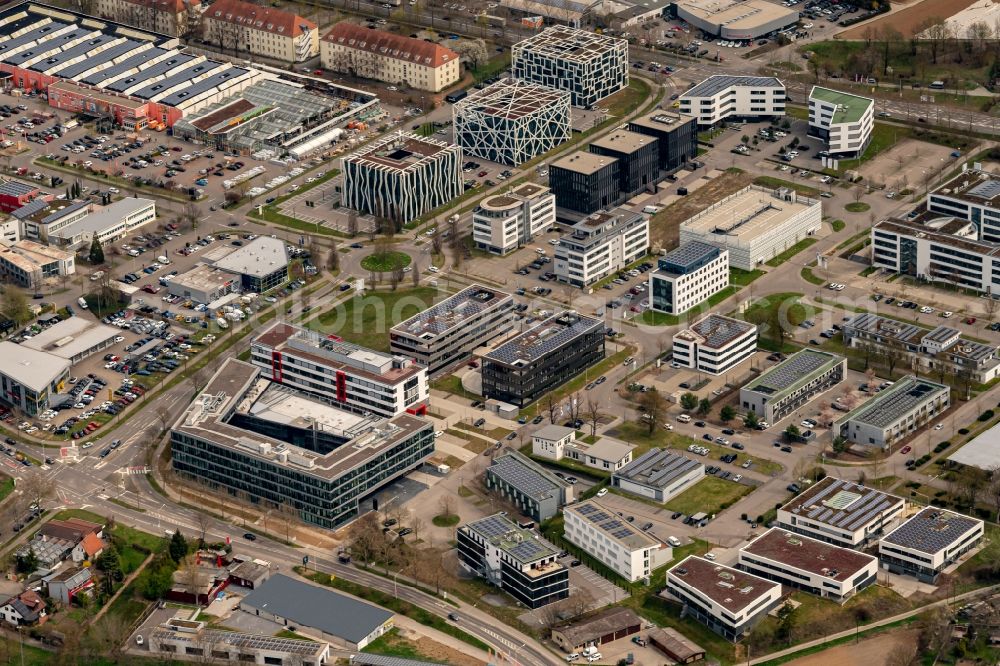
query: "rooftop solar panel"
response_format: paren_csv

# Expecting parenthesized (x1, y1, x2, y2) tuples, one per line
(81, 47, 171, 85)
(968, 180, 1000, 201)
(485, 312, 601, 365)
(29, 35, 117, 73)
(7, 27, 91, 66)
(685, 75, 783, 98)
(487, 453, 563, 500)
(882, 508, 982, 555)
(105, 53, 195, 93)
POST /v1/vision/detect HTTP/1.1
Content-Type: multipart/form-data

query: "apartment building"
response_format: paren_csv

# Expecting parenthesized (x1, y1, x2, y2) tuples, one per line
(738, 528, 878, 603)
(740, 349, 846, 424)
(203, 0, 319, 63)
(0, 240, 75, 290)
(649, 241, 729, 316)
(808, 86, 874, 157)
(554, 209, 649, 287)
(879, 508, 984, 583)
(481, 311, 605, 407)
(777, 477, 906, 548)
(549, 151, 620, 215)
(472, 183, 556, 256)
(678, 76, 785, 127)
(563, 499, 672, 582)
(627, 110, 698, 172)
(611, 448, 703, 503)
(485, 451, 573, 522)
(93, 0, 197, 36)
(832, 375, 950, 449)
(321, 23, 460, 93)
(511, 27, 628, 108)
(588, 130, 660, 200)
(457, 514, 569, 608)
(390, 285, 515, 374)
(250, 322, 429, 418)
(531, 426, 635, 472)
(672, 314, 757, 375)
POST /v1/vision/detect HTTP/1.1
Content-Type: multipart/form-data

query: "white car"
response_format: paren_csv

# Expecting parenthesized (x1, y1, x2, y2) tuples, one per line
(704, 552, 716, 560)
(108, 187, 119, 194)
(434, 430, 443, 438)
(941, 311, 953, 318)
(596, 488, 608, 497)
(934, 423, 944, 430)
(732, 474, 743, 483)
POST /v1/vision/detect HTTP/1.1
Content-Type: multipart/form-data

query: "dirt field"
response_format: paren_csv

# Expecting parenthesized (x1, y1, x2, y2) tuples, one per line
(785, 629, 919, 666)
(856, 137, 955, 190)
(649, 170, 754, 248)
(838, 0, 981, 38)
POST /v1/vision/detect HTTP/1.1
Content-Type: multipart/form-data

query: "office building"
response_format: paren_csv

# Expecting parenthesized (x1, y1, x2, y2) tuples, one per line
(511, 27, 628, 108)
(611, 448, 703, 503)
(390, 285, 515, 375)
(679, 75, 786, 127)
(679, 185, 822, 270)
(740, 349, 846, 424)
(879, 508, 984, 583)
(552, 608, 642, 655)
(777, 477, 905, 548)
(0, 240, 74, 290)
(454, 79, 571, 166)
(842, 313, 1000, 384)
(93, 0, 199, 36)
(148, 621, 330, 665)
(0, 180, 45, 214)
(554, 209, 649, 287)
(500, 0, 596, 28)
(531, 425, 635, 472)
(676, 0, 799, 39)
(564, 499, 672, 582)
(832, 375, 950, 449)
(663, 556, 782, 642)
(482, 311, 604, 407)
(589, 130, 660, 200)
(251, 322, 429, 418)
(472, 182, 556, 256)
(549, 151, 620, 214)
(928, 168, 1000, 237)
(738, 528, 878, 603)
(485, 451, 573, 522)
(808, 86, 874, 158)
(457, 513, 569, 608)
(48, 198, 157, 249)
(649, 241, 729, 316)
(20, 318, 119, 364)
(627, 110, 698, 171)
(342, 132, 462, 225)
(0, 342, 70, 416)
(321, 23, 460, 93)
(212, 236, 288, 293)
(672, 314, 757, 375)
(166, 264, 236, 305)
(170, 359, 435, 529)
(202, 0, 319, 63)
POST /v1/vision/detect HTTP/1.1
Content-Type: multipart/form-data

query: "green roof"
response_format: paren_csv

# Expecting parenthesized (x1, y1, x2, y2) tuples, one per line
(809, 86, 872, 124)
(743, 349, 843, 402)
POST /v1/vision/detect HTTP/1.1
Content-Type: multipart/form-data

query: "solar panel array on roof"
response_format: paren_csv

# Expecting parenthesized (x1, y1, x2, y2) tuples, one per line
(395, 286, 507, 337)
(159, 65, 249, 106)
(488, 453, 562, 500)
(0, 22, 67, 57)
(485, 312, 601, 365)
(614, 448, 701, 488)
(106, 53, 195, 93)
(28, 35, 116, 73)
(509, 539, 547, 561)
(883, 508, 982, 555)
(690, 314, 755, 350)
(150, 628, 325, 656)
(56, 40, 140, 79)
(468, 514, 513, 540)
(847, 376, 947, 429)
(968, 179, 1000, 201)
(572, 502, 650, 544)
(132, 60, 224, 98)
(685, 75, 783, 98)
(747, 350, 836, 395)
(81, 47, 171, 85)
(787, 478, 904, 531)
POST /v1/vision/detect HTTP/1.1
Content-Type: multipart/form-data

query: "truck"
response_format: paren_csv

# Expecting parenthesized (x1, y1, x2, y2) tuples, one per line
(77, 297, 88, 309)
(215, 317, 229, 329)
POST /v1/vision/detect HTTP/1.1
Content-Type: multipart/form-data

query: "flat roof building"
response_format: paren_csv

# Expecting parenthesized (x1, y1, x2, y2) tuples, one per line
(390, 285, 515, 375)
(549, 150, 620, 215)
(166, 264, 237, 305)
(20, 318, 119, 364)
(627, 110, 698, 172)
(0, 341, 71, 416)
(148, 620, 331, 665)
(611, 447, 703, 503)
(740, 349, 846, 424)
(676, 0, 799, 39)
(531, 425, 637, 473)
(777, 477, 906, 548)
(564, 499, 672, 582)
(551, 608, 642, 655)
(47, 198, 156, 249)
(879, 508, 984, 583)
(679, 185, 822, 270)
(0, 179, 44, 214)
(649, 241, 729, 316)
(554, 208, 649, 286)
(832, 375, 950, 449)
(738, 527, 878, 603)
(927, 168, 1000, 240)
(212, 236, 289, 293)
(472, 182, 556, 256)
(486, 451, 574, 522)
(679, 75, 786, 127)
(0, 240, 74, 290)
(589, 129, 660, 201)
(808, 86, 874, 158)
(672, 314, 757, 375)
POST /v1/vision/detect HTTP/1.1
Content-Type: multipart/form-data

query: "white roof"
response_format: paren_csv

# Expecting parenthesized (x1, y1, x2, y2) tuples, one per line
(0, 341, 70, 392)
(21, 317, 119, 360)
(533, 425, 575, 441)
(949, 423, 1000, 470)
(49, 198, 155, 240)
(213, 236, 288, 278)
(579, 436, 635, 463)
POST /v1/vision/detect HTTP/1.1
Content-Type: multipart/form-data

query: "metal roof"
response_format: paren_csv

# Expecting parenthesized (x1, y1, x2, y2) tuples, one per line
(484, 311, 601, 366)
(882, 508, 982, 555)
(487, 451, 567, 501)
(80, 47, 171, 85)
(212, 236, 288, 278)
(0, 341, 70, 393)
(28, 34, 116, 72)
(612, 447, 701, 489)
(838, 375, 948, 430)
(685, 75, 783, 98)
(56, 40, 142, 79)
(105, 53, 196, 93)
(743, 349, 842, 397)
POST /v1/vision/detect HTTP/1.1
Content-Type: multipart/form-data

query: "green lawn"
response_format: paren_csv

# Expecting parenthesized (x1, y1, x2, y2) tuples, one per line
(753, 175, 820, 197)
(665, 476, 754, 516)
(0, 473, 13, 503)
(845, 202, 870, 213)
(765, 238, 818, 267)
(830, 219, 846, 232)
(637, 286, 739, 326)
(306, 286, 438, 351)
(361, 251, 411, 272)
(800, 265, 825, 286)
(430, 374, 480, 399)
(730, 268, 765, 286)
(738, 292, 809, 349)
(432, 514, 460, 527)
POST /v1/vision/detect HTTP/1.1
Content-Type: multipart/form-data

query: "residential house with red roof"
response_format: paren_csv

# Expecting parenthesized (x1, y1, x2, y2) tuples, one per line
(0, 590, 47, 627)
(203, 0, 319, 63)
(93, 0, 200, 36)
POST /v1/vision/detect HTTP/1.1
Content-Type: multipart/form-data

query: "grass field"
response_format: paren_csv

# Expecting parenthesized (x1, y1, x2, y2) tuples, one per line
(753, 175, 821, 197)
(765, 238, 818, 267)
(845, 202, 870, 213)
(730, 268, 765, 286)
(307, 286, 438, 351)
(0, 472, 13, 503)
(361, 251, 411, 272)
(665, 476, 754, 518)
(801, 265, 826, 286)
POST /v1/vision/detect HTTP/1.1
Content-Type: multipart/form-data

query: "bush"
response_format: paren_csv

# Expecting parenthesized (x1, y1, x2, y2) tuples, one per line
(959, 428, 970, 435)
(934, 490, 947, 497)
(979, 410, 995, 422)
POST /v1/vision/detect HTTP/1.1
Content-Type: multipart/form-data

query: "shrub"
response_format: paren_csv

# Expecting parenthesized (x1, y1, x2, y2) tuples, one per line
(959, 428, 970, 435)
(978, 410, 995, 422)
(934, 490, 947, 497)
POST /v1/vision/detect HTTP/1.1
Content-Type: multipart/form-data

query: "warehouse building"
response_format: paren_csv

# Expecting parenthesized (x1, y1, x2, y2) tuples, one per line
(549, 151, 621, 215)
(472, 182, 556, 256)
(679, 185, 822, 270)
(648, 628, 706, 664)
(0, 342, 70, 416)
(552, 608, 643, 655)
(454, 79, 571, 166)
(678, 75, 786, 127)
(251, 322, 429, 418)
(627, 110, 698, 172)
(738, 528, 878, 603)
(202, 0, 319, 63)
(390, 285, 515, 375)
(212, 236, 289, 293)
(554, 209, 649, 286)
(663, 556, 782, 641)
(589, 130, 660, 200)
(0, 240, 74, 290)
(342, 132, 462, 225)
(808, 86, 874, 158)
(879, 508, 984, 583)
(740, 349, 846, 424)
(20, 318, 119, 364)
(832, 375, 950, 449)
(457, 513, 568, 608)
(481, 311, 604, 407)
(0, 180, 45, 214)
(672, 314, 757, 375)
(511, 27, 628, 108)
(611, 448, 703, 503)
(649, 241, 729, 316)
(777, 477, 906, 548)
(170, 359, 435, 528)
(166, 264, 236, 305)
(676, 0, 799, 39)
(485, 451, 573, 522)
(564, 499, 672, 582)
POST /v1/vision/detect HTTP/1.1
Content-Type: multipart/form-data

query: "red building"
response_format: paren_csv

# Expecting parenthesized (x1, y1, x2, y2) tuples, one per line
(46, 81, 154, 131)
(0, 180, 43, 213)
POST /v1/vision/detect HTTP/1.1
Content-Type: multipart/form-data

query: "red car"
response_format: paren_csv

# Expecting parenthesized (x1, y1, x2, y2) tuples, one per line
(900, 445, 912, 455)
(478, 171, 488, 177)
(965, 317, 977, 324)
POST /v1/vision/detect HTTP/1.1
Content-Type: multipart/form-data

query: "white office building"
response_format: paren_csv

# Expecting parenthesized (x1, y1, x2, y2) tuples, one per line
(879, 508, 984, 583)
(777, 477, 906, 548)
(611, 448, 703, 503)
(808, 86, 874, 158)
(679, 75, 786, 127)
(649, 241, 729, 316)
(472, 183, 556, 256)
(672, 314, 756, 375)
(832, 375, 950, 449)
(927, 168, 1000, 239)
(676, 0, 799, 39)
(564, 499, 672, 582)
(739, 349, 846, 424)
(554, 208, 649, 287)
(531, 426, 635, 473)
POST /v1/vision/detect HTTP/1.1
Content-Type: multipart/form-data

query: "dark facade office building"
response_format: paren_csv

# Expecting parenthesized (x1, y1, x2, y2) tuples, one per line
(482, 311, 604, 407)
(170, 359, 435, 529)
(588, 130, 660, 200)
(457, 513, 569, 609)
(627, 111, 698, 172)
(549, 151, 620, 214)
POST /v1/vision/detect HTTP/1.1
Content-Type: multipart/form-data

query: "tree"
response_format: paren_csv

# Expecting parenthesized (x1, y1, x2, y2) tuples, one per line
(452, 38, 489, 69)
(86, 612, 130, 663)
(168, 530, 188, 563)
(720, 405, 736, 422)
(697, 398, 711, 416)
(15, 548, 37, 574)
(921, 19, 951, 64)
(585, 396, 601, 437)
(680, 392, 698, 411)
(776, 603, 797, 644)
(411, 262, 420, 287)
(785, 424, 801, 440)
(639, 388, 667, 435)
(546, 393, 559, 424)
(96, 544, 124, 582)
(438, 494, 456, 519)
(349, 512, 385, 565)
(327, 241, 340, 272)
(139, 556, 174, 599)
(955, 466, 989, 511)
(88, 236, 105, 265)
(743, 410, 760, 429)
(832, 435, 849, 454)
(180, 202, 202, 232)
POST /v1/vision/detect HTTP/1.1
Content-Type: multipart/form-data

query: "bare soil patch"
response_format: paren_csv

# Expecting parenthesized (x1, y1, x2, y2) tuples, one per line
(784, 628, 919, 666)
(838, 0, 980, 38)
(649, 170, 754, 249)
(855, 137, 955, 190)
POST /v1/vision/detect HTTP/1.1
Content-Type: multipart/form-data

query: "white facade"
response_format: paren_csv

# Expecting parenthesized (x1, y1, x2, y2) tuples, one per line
(808, 86, 874, 157)
(611, 448, 703, 503)
(473, 183, 556, 256)
(48, 198, 157, 249)
(832, 375, 950, 449)
(672, 314, 756, 375)
(531, 425, 576, 460)
(679, 76, 786, 127)
(564, 499, 672, 582)
(203, 0, 319, 63)
(879, 508, 984, 582)
(649, 242, 729, 316)
(554, 209, 649, 287)
(777, 477, 906, 548)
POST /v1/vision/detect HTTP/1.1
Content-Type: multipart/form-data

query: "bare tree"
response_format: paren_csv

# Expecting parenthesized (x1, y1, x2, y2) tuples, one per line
(349, 512, 384, 565)
(585, 397, 601, 437)
(156, 405, 172, 433)
(346, 209, 359, 237)
(196, 511, 211, 545)
(85, 613, 130, 662)
(438, 494, 456, 519)
(546, 393, 559, 424)
(639, 388, 667, 435)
